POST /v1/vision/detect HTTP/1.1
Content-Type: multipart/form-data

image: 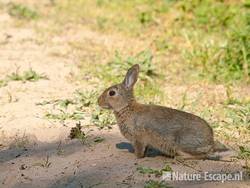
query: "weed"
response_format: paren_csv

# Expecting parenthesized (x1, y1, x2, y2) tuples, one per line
(7, 68, 48, 82)
(42, 155, 52, 168)
(138, 11, 154, 25)
(45, 110, 84, 121)
(8, 3, 38, 20)
(69, 122, 89, 144)
(37, 99, 75, 108)
(74, 90, 98, 108)
(38, 90, 99, 122)
(224, 86, 242, 105)
(56, 99, 75, 109)
(225, 103, 250, 128)
(33, 155, 52, 168)
(137, 164, 172, 177)
(137, 166, 162, 177)
(238, 146, 250, 175)
(144, 180, 172, 188)
(91, 108, 116, 129)
(0, 80, 7, 87)
(238, 146, 250, 159)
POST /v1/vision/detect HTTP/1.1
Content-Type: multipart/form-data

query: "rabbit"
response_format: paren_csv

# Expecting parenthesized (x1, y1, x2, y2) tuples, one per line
(98, 64, 226, 160)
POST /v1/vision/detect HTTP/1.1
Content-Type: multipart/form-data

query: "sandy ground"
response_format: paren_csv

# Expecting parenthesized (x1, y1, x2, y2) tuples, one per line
(0, 8, 249, 188)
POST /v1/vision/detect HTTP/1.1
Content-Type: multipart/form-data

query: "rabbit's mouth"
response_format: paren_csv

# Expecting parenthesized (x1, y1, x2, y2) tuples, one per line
(98, 97, 112, 109)
(99, 104, 112, 109)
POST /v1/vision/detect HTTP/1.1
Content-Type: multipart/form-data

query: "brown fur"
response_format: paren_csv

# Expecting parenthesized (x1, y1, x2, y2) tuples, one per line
(98, 64, 216, 159)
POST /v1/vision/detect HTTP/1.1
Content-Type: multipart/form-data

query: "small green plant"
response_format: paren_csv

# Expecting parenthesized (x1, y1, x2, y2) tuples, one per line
(91, 108, 116, 129)
(45, 110, 84, 121)
(37, 99, 75, 109)
(238, 146, 250, 159)
(225, 103, 250, 128)
(138, 11, 154, 25)
(137, 164, 172, 177)
(0, 79, 7, 87)
(144, 180, 172, 188)
(8, 3, 39, 20)
(137, 166, 162, 177)
(33, 155, 52, 168)
(238, 146, 250, 175)
(74, 90, 98, 108)
(69, 122, 89, 144)
(38, 90, 98, 122)
(7, 68, 48, 82)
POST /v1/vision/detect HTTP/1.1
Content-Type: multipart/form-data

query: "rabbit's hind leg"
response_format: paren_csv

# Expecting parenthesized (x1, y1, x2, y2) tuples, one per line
(176, 150, 206, 160)
(133, 140, 146, 158)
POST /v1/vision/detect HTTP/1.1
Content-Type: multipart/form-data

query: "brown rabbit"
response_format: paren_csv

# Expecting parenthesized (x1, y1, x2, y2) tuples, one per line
(98, 64, 224, 159)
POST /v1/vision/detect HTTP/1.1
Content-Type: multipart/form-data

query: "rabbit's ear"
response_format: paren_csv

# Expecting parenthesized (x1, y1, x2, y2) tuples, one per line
(123, 64, 140, 89)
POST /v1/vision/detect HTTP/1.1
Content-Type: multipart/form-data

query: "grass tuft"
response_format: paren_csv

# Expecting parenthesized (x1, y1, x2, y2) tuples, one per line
(69, 122, 89, 144)
(8, 3, 39, 20)
(7, 68, 48, 82)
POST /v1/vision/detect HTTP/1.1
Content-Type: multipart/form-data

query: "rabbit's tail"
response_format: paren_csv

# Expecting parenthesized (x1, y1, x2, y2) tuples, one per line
(213, 141, 228, 152)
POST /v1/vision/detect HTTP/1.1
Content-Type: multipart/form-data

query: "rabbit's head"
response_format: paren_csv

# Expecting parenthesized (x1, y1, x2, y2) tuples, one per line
(98, 64, 139, 112)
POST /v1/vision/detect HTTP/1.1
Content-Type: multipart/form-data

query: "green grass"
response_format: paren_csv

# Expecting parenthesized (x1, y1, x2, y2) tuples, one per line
(0, 79, 7, 87)
(45, 111, 84, 121)
(238, 146, 250, 159)
(7, 68, 48, 82)
(42, 0, 249, 84)
(0, 68, 48, 87)
(8, 3, 39, 20)
(50, 0, 170, 35)
(91, 108, 116, 129)
(137, 164, 172, 177)
(38, 89, 116, 128)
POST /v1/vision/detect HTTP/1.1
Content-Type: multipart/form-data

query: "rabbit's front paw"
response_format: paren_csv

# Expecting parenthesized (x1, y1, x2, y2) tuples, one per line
(134, 141, 146, 158)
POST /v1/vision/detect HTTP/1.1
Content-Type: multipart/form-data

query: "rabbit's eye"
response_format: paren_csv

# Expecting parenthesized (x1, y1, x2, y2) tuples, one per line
(109, 90, 116, 96)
